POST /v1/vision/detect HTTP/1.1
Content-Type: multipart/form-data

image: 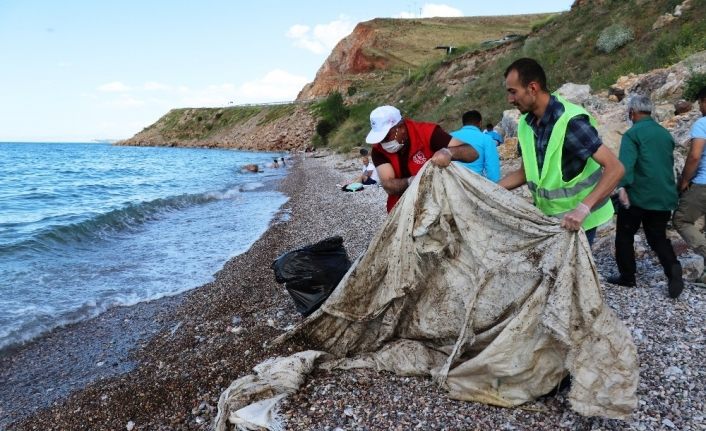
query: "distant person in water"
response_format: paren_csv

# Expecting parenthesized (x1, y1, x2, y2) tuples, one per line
(366, 105, 479, 212)
(243, 164, 259, 173)
(272, 159, 280, 168)
(484, 123, 504, 145)
(280, 157, 286, 167)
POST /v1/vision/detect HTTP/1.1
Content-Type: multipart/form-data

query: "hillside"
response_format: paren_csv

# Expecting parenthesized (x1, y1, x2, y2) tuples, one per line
(296, 14, 555, 100)
(396, 0, 706, 129)
(117, 103, 315, 151)
(118, 0, 706, 154)
(116, 13, 556, 150)
(324, 0, 706, 150)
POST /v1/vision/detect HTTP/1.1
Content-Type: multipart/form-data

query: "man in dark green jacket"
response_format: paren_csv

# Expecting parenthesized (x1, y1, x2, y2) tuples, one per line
(608, 94, 684, 298)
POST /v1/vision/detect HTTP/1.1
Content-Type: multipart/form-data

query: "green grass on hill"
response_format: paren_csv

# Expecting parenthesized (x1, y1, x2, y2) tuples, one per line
(450, 0, 704, 126)
(367, 15, 556, 69)
(343, 14, 557, 99)
(142, 104, 298, 141)
(133, 1, 705, 151)
(323, 0, 706, 150)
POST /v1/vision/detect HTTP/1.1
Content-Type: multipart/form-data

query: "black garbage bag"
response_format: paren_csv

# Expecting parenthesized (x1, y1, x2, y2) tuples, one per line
(271, 236, 351, 316)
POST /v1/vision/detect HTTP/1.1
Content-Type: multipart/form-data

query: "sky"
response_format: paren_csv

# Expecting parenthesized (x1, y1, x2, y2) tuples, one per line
(0, 1, 573, 142)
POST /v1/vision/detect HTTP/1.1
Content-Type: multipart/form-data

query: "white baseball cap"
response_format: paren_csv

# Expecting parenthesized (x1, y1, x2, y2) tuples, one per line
(365, 105, 402, 144)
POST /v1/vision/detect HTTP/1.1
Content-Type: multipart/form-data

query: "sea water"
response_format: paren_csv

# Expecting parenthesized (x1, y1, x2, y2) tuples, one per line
(0, 142, 289, 351)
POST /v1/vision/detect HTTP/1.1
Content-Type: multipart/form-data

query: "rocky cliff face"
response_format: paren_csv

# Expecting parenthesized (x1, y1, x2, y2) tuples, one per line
(117, 105, 316, 151)
(297, 22, 388, 101)
(120, 1, 702, 154)
(296, 15, 548, 102)
(206, 106, 316, 151)
(417, 39, 523, 101)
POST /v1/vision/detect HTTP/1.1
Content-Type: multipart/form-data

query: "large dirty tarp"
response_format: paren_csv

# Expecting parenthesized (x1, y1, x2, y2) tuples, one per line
(215, 163, 638, 430)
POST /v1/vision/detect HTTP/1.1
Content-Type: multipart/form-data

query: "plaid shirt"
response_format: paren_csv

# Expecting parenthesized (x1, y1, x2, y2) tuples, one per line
(521, 95, 602, 181)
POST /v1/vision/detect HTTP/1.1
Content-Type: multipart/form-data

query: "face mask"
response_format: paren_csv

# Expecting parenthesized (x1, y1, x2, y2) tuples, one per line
(381, 140, 403, 153)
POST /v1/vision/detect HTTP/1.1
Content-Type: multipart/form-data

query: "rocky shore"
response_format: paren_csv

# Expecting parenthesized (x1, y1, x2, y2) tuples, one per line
(3, 153, 705, 430)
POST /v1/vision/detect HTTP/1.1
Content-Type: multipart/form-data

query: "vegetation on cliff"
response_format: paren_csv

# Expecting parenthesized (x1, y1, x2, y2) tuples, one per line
(118, 103, 301, 148)
(120, 0, 705, 153)
(325, 0, 706, 151)
(119, 13, 552, 150)
(297, 14, 557, 101)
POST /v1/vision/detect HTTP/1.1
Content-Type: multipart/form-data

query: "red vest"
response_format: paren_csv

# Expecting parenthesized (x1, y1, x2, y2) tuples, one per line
(372, 119, 438, 212)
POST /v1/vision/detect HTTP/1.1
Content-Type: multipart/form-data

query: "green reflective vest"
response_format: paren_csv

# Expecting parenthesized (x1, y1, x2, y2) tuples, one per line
(517, 95, 613, 230)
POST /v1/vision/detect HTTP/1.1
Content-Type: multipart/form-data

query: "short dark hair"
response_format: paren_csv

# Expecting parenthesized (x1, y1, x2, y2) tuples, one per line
(485, 123, 494, 130)
(504, 58, 548, 92)
(359, 148, 369, 156)
(697, 86, 706, 102)
(462, 110, 482, 126)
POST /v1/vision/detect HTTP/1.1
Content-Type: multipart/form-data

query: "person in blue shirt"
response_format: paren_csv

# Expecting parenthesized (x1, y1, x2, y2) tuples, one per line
(451, 111, 501, 182)
(674, 86, 706, 286)
(484, 123, 504, 145)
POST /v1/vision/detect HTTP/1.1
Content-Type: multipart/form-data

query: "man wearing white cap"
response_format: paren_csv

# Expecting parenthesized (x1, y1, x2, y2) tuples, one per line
(366, 105, 478, 212)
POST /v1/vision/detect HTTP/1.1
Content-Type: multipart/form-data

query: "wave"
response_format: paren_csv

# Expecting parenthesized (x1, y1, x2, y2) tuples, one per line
(0, 287, 191, 353)
(0, 185, 250, 254)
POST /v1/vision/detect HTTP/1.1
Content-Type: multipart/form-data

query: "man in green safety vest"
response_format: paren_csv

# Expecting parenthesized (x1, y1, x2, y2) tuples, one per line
(499, 58, 624, 245)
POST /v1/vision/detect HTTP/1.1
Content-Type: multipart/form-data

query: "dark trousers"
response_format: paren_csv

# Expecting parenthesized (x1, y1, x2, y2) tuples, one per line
(585, 227, 596, 247)
(615, 205, 679, 280)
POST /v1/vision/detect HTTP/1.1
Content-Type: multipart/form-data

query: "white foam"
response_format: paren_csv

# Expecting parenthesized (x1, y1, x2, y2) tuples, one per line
(205, 186, 242, 200)
(241, 182, 265, 192)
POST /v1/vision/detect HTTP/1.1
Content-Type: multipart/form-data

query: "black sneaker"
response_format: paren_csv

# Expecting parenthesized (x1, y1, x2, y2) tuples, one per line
(606, 274, 636, 287)
(668, 264, 684, 299)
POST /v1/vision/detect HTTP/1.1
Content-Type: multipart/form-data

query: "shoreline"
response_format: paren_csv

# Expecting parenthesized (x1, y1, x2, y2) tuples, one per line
(3, 152, 388, 429)
(4, 153, 705, 430)
(0, 295, 183, 428)
(0, 143, 289, 358)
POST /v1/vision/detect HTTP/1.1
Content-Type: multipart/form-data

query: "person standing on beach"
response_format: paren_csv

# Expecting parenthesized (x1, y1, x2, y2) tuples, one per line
(451, 110, 501, 183)
(366, 105, 478, 212)
(673, 86, 706, 286)
(498, 58, 624, 245)
(607, 95, 684, 298)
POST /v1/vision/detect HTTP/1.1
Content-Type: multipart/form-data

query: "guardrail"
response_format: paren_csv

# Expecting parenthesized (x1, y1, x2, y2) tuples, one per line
(227, 98, 323, 108)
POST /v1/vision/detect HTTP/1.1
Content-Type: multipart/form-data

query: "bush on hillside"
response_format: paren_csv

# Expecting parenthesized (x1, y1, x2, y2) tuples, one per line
(313, 92, 350, 145)
(684, 72, 706, 101)
(316, 119, 334, 144)
(596, 24, 634, 53)
(531, 14, 557, 33)
(317, 92, 349, 124)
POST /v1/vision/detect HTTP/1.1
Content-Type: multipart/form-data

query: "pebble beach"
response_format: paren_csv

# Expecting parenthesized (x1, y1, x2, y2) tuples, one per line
(2, 153, 705, 430)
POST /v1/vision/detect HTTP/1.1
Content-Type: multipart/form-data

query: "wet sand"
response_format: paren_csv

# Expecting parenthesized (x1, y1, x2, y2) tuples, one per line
(0, 296, 181, 427)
